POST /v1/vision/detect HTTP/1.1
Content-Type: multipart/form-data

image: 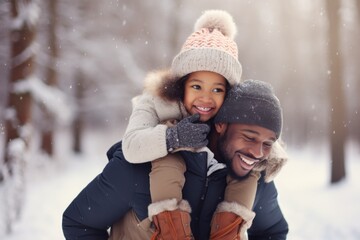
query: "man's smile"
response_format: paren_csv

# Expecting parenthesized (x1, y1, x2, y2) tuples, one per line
(236, 153, 260, 171)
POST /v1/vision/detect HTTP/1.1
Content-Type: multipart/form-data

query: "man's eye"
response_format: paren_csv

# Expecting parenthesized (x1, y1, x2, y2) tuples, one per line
(263, 143, 273, 148)
(243, 135, 255, 142)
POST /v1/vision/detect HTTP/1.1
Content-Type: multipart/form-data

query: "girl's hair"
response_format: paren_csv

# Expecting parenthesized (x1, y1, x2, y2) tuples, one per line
(176, 74, 190, 101)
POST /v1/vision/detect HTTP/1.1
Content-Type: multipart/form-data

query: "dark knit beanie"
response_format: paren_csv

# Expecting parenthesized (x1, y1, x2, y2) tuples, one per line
(214, 79, 283, 139)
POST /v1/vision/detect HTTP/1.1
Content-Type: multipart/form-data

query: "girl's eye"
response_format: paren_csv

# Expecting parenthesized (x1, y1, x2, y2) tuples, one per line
(191, 85, 201, 90)
(213, 88, 225, 93)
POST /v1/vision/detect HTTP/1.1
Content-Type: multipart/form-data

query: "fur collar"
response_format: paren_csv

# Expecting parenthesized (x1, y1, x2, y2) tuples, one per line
(252, 140, 288, 183)
(143, 69, 183, 102)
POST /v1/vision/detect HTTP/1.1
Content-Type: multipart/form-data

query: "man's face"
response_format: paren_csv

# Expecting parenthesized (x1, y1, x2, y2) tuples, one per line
(216, 123, 276, 178)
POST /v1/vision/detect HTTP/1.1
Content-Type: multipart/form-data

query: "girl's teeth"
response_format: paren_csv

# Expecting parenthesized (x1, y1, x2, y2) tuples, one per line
(197, 107, 211, 111)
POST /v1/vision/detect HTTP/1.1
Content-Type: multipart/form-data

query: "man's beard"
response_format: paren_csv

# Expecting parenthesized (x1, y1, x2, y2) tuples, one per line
(217, 129, 251, 181)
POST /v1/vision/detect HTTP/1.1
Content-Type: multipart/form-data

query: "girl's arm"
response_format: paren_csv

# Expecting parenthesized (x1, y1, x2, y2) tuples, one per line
(122, 93, 183, 163)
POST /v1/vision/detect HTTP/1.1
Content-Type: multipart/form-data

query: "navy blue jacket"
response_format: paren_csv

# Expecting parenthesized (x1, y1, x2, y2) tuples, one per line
(62, 142, 288, 240)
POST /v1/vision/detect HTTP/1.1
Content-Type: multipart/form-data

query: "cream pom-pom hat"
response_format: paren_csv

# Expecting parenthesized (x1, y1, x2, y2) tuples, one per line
(171, 10, 242, 85)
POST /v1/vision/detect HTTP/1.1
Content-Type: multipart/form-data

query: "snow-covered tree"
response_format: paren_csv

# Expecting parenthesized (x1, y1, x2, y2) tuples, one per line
(326, 0, 347, 183)
(39, 0, 59, 156)
(1, 0, 39, 234)
(4, 0, 38, 173)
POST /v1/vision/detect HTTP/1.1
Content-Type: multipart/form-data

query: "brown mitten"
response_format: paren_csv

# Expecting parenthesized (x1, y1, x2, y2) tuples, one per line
(210, 201, 255, 240)
(149, 199, 193, 240)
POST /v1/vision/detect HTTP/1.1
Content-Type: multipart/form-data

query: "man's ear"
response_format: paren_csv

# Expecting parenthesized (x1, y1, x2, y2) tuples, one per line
(214, 123, 228, 134)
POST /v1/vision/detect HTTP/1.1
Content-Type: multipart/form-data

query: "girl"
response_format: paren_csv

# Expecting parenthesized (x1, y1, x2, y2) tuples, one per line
(122, 10, 284, 239)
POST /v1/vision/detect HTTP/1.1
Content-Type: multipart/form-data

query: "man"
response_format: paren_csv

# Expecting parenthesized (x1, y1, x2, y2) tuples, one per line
(62, 79, 288, 240)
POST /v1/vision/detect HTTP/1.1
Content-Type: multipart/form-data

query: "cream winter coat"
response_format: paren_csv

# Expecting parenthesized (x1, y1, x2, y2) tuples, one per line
(122, 70, 189, 163)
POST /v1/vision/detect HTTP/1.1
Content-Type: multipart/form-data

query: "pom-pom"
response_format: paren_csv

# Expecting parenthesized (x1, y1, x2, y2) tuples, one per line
(194, 10, 237, 39)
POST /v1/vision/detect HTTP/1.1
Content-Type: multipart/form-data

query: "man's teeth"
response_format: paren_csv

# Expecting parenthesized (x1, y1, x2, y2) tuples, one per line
(196, 106, 211, 111)
(241, 156, 256, 165)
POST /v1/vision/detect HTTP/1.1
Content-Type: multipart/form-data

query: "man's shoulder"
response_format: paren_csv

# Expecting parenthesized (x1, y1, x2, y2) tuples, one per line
(106, 141, 123, 160)
(254, 172, 279, 204)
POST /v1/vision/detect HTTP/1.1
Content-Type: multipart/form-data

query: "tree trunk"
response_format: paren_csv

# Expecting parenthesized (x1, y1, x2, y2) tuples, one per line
(40, 0, 59, 156)
(3, 0, 37, 176)
(326, 0, 347, 184)
(354, 1, 360, 143)
(72, 70, 85, 153)
(2, 0, 38, 234)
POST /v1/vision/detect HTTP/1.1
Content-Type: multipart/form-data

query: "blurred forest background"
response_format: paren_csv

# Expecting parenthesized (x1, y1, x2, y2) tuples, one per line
(0, 0, 360, 236)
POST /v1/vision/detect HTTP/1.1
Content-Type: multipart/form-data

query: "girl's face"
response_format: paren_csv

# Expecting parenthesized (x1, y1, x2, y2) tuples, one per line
(183, 71, 227, 122)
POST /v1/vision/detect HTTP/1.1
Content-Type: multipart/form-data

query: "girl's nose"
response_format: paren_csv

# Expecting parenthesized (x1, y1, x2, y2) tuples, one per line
(198, 92, 213, 103)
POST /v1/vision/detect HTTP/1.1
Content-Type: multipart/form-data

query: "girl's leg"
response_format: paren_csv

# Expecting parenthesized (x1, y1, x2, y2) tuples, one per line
(224, 173, 259, 209)
(149, 153, 193, 239)
(210, 173, 259, 240)
(150, 152, 186, 203)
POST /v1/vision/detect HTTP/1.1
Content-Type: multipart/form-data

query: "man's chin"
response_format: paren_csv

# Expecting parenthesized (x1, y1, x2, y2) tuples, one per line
(228, 169, 251, 180)
(226, 162, 251, 180)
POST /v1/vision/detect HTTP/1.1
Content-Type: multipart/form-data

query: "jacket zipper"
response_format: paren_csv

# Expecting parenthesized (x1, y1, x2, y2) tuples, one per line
(200, 177, 209, 200)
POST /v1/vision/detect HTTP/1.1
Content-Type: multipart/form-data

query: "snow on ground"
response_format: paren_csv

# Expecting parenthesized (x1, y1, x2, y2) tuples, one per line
(275, 141, 360, 240)
(2, 131, 360, 240)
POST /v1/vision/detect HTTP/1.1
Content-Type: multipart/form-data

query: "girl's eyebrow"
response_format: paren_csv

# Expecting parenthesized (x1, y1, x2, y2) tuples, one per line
(187, 78, 226, 89)
(187, 78, 203, 83)
(214, 82, 226, 87)
(188, 78, 226, 86)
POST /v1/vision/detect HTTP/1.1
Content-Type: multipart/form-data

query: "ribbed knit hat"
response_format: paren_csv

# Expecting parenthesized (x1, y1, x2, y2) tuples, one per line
(214, 79, 283, 139)
(171, 10, 242, 86)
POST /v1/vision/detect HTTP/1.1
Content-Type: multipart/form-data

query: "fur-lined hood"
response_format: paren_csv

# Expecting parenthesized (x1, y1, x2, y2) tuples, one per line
(143, 69, 183, 102)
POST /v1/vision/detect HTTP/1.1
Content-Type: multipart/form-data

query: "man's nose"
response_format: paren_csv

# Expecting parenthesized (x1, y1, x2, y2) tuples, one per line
(249, 143, 264, 159)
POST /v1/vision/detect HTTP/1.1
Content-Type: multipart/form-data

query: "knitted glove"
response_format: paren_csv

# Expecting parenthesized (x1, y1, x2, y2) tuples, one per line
(166, 114, 210, 152)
